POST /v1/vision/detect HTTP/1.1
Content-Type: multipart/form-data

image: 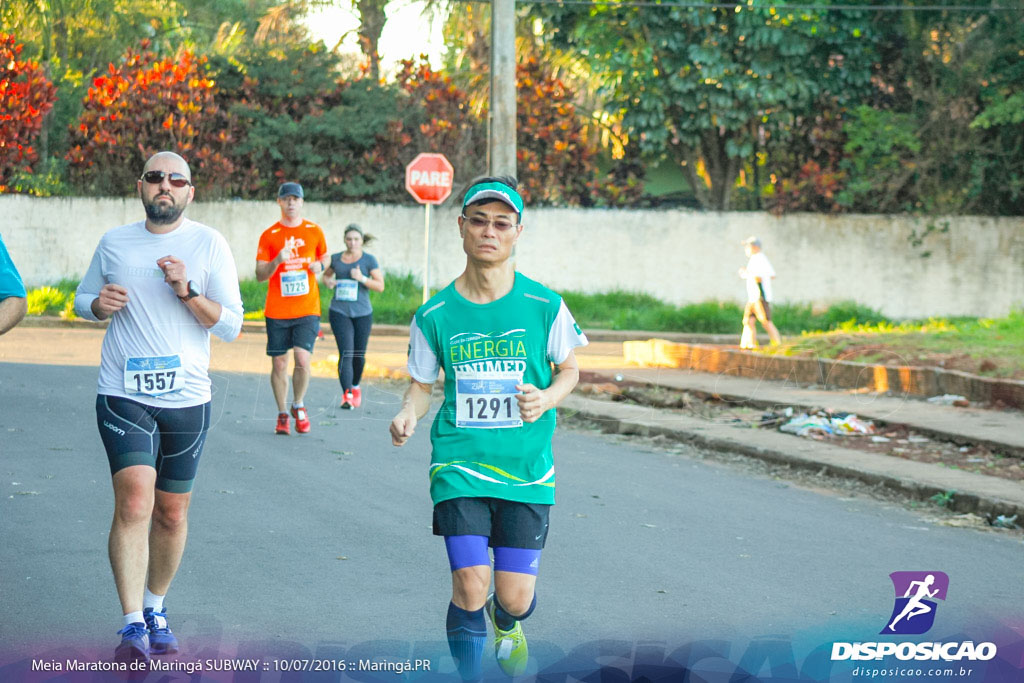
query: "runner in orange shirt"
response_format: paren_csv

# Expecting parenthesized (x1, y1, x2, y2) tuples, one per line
(255, 182, 328, 435)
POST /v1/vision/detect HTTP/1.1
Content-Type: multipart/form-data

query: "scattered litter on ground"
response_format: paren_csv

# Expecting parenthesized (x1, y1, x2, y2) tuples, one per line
(777, 411, 876, 438)
(992, 514, 1019, 530)
(779, 413, 834, 438)
(927, 394, 970, 407)
(872, 436, 891, 443)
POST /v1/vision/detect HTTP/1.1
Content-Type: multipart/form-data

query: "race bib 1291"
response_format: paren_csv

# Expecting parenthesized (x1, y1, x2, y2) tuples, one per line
(455, 370, 522, 428)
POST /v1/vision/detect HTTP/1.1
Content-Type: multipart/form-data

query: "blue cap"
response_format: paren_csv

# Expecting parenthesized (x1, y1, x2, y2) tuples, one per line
(462, 181, 524, 216)
(278, 182, 303, 199)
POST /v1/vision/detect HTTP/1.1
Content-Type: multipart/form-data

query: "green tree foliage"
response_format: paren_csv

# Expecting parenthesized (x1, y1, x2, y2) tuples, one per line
(0, 33, 58, 193)
(65, 41, 234, 196)
(516, 55, 598, 205)
(394, 57, 487, 185)
(857, 5, 1024, 214)
(215, 43, 412, 200)
(441, 5, 644, 206)
(2, 0, 315, 175)
(837, 106, 921, 213)
(536, 1, 878, 210)
(760, 102, 847, 214)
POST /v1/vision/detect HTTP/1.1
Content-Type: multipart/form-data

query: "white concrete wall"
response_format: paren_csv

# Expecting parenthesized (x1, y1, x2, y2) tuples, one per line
(2, 195, 1022, 318)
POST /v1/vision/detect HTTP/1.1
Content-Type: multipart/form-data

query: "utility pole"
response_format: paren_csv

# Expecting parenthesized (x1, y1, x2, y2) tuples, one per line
(490, 0, 517, 177)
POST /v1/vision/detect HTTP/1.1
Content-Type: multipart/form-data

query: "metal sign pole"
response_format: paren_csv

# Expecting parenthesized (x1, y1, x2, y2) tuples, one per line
(422, 203, 431, 304)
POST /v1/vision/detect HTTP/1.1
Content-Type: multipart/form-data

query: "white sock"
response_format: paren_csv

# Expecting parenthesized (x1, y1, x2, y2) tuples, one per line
(144, 588, 165, 612)
(292, 401, 304, 409)
(124, 611, 144, 627)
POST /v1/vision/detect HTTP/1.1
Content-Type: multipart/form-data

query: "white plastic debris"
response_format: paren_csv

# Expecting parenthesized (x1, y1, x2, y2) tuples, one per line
(926, 394, 968, 405)
(780, 411, 875, 438)
(992, 514, 1019, 530)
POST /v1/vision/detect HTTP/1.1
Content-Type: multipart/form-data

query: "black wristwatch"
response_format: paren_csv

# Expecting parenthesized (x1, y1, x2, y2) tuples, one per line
(178, 281, 200, 302)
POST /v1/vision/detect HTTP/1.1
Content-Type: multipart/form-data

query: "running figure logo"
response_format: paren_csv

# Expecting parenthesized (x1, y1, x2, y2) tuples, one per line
(881, 571, 949, 635)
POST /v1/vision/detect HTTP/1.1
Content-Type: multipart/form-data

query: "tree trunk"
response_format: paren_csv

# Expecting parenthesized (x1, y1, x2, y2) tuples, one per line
(355, 0, 388, 82)
(677, 145, 711, 209)
(675, 130, 742, 211)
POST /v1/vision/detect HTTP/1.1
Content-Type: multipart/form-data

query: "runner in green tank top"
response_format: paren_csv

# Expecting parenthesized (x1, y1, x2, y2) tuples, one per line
(390, 177, 587, 679)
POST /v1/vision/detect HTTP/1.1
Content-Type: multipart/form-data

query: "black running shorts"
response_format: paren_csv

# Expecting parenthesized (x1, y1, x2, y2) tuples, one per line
(95, 395, 211, 493)
(433, 497, 551, 549)
(265, 315, 320, 356)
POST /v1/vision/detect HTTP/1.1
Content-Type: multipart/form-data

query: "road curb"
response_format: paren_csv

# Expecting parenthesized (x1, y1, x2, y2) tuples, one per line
(623, 339, 1024, 409)
(560, 395, 1024, 522)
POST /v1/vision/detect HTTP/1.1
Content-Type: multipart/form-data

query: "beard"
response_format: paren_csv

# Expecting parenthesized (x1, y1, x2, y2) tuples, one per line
(143, 195, 186, 224)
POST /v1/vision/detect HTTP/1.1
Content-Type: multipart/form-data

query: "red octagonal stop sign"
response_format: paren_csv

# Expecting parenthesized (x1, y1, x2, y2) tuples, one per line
(405, 153, 454, 205)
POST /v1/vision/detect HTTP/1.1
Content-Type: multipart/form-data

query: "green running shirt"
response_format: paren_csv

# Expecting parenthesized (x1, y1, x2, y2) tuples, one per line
(408, 273, 588, 505)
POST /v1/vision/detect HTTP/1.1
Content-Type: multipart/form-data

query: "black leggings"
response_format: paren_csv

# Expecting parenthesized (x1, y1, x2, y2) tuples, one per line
(328, 310, 373, 390)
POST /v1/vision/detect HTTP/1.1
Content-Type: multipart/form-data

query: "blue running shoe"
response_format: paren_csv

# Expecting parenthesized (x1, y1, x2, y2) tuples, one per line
(143, 607, 179, 654)
(115, 622, 150, 664)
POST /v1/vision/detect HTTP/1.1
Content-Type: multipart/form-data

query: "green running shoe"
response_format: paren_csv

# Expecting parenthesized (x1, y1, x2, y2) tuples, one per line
(485, 594, 528, 677)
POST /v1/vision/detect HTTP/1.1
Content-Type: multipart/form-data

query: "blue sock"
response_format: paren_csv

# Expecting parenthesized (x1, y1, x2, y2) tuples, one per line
(446, 602, 486, 680)
(494, 594, 536, 631)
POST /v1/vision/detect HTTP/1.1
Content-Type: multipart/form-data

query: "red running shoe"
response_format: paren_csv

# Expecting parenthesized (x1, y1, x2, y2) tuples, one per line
(291, 405, 311, 433)
(340, 390, 354, 410)
(350, 387, 362, 408)
(275, 412, 290, 435)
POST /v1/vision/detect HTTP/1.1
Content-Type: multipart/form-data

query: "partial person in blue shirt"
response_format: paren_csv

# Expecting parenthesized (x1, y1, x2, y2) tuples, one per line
(0, 233, 27, 336)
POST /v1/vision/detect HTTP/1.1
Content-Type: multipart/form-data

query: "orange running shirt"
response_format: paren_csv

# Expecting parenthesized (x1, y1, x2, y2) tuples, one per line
(257, 220, 328, 319)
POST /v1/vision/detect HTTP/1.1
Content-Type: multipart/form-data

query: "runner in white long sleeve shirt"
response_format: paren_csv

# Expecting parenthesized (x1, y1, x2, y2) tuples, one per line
(74, 151, 243, 664)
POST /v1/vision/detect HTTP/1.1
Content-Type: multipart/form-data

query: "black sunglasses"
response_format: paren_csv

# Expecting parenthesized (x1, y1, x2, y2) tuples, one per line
(140, 170, 192, 188)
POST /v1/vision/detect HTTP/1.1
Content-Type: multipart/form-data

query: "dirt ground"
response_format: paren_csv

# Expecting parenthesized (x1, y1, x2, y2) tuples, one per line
(783, 340, 1024, 381)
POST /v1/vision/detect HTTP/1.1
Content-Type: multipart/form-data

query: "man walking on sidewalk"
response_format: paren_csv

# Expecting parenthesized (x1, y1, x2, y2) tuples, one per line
(739, 236, 782, 349)
(255, 182, 328, 435)
(390, 176, 588, 679)
(74, 151, 243, 663)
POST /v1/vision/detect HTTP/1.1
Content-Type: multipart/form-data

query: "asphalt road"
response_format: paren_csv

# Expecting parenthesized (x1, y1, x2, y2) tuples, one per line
(1, 357, 1023, 680)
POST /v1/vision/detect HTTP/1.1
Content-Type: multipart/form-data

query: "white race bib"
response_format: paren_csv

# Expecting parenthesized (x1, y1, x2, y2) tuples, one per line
(124, 355, 185, 396)
(280, 270, 309, 297)
(455, 370, 522, 429)
(334, 279, 359, 302)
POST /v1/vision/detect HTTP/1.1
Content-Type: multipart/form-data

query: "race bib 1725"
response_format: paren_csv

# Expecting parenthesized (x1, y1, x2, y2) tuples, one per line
(280, 270, 309, 297)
